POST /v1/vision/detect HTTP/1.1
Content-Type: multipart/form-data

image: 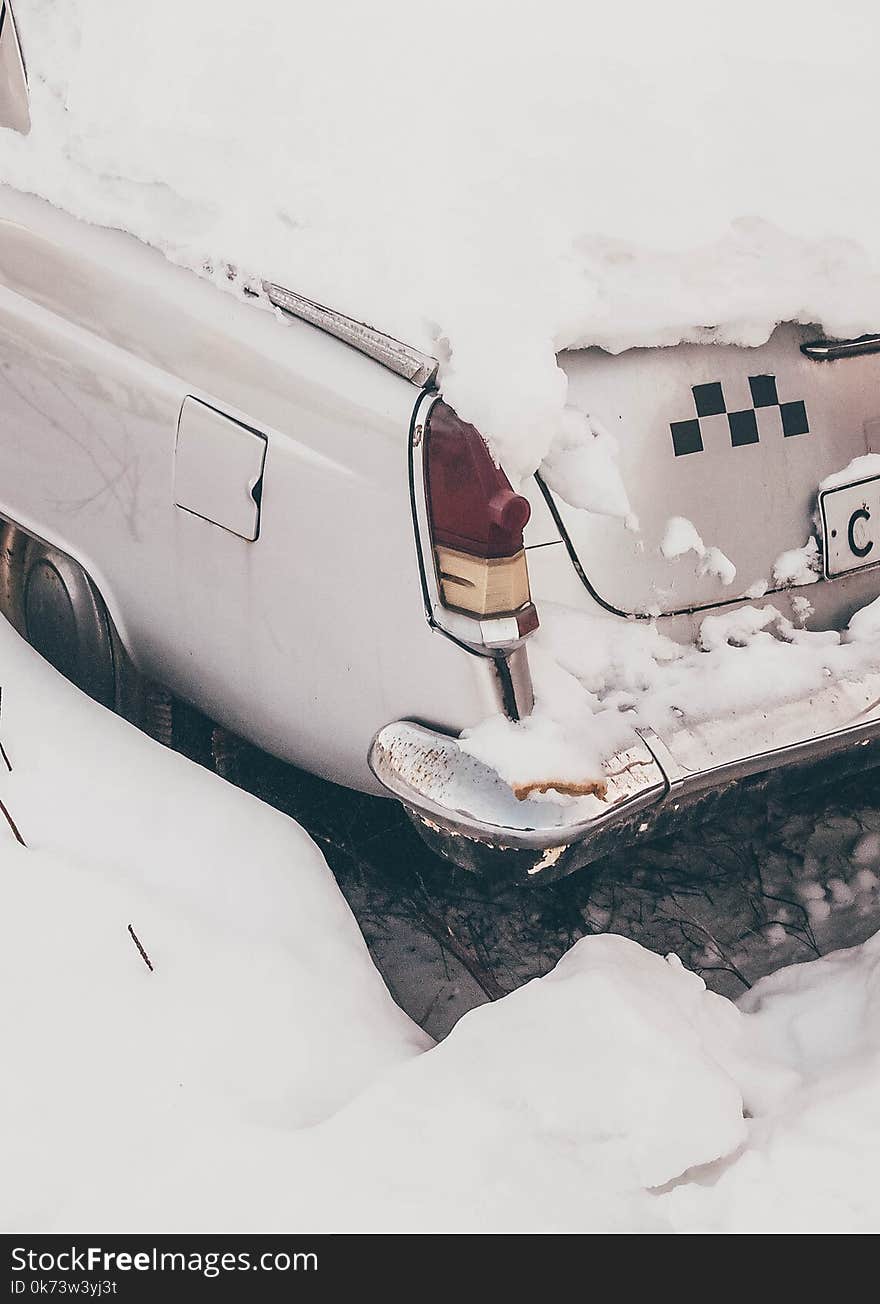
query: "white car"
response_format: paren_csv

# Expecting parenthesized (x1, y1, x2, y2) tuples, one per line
(2, 4, 880, 883)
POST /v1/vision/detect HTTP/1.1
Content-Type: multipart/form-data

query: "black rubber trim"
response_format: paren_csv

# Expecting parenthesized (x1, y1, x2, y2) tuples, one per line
(492, 653, 521, 722)
(535, 472, 820, 622)
(407, 390, 440, 625)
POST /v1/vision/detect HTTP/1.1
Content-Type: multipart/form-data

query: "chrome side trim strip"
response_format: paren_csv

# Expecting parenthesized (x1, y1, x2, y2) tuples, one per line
(264, 281, 439, 387)
(801, 334, 880, 361)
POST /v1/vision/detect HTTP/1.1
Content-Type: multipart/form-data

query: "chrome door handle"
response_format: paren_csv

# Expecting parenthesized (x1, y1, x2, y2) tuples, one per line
(801, 334, 880, 361)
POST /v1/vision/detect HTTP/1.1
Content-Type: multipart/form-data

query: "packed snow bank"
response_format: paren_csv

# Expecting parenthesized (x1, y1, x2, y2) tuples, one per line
(4, 618, 878, 1231)
(0, 618, 426, 1230)
(41, 926, 880, 1233)
(664, 932, 880, 1233)
(265, 937, 757, 1233)
(2, 2, 879, 478)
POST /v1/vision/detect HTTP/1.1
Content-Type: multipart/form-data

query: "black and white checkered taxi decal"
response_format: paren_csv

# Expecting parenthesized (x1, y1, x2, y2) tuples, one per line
(670, 375, 810, 456)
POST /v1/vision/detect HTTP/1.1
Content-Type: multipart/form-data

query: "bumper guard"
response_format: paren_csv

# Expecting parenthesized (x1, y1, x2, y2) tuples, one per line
(369, 669, 880, 883)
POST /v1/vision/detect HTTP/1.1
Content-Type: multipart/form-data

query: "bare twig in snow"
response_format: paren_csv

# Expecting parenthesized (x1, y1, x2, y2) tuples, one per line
(415, 906, 508, 1002)
(670, 895, 752, 989)
(127, 923, 154, 972)
(0, 688, 9, 770)
(0, 796, 25, 845)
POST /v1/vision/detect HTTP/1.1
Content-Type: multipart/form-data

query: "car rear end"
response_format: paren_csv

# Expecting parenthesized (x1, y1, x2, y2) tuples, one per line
(371, 325, 880, 882)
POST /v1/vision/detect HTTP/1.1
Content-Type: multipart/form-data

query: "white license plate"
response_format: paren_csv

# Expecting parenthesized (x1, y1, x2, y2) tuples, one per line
(819, 474, 880, 577)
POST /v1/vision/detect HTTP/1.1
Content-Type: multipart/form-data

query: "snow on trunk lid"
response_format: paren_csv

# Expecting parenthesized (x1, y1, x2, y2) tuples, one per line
(549, 324, 880, 616)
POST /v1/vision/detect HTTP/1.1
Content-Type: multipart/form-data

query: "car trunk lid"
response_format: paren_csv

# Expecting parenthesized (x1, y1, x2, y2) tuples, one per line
(550, 324, 880, 616)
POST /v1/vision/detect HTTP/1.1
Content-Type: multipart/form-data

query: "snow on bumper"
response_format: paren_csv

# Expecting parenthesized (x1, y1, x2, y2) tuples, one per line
(369, 670, 880, 883)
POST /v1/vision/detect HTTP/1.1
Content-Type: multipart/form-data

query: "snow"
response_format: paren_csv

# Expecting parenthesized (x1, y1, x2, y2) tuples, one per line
(271, 929, 880, 1234)
(460, 440, 880, 801)
(773, 536, 821, 587)
(700, 549, 737, 587)
(846, 593, 880, 643)
(698, 604, 782, 653)
(4, 613, 880, 1231)
(459, 642, 618, 800)
(3, 0, 880, 1234)
(664, 932, 880, 1233)
(791, 594, 814, 626)
(661, 516, 736, 586)
(2, 2, 880, 480)
(0, 617, 427, 1230)
(540, 411, 635, 524)
(460, 590, 880, 797)
(820, 453, 880, 493)
(660, 516, 705, 562)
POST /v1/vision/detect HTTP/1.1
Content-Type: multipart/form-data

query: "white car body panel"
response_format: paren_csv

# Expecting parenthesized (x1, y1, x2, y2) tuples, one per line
(5, 179, 880, 882)
(555, 330, 880, 617)
(4, 0, 880, 880)
(0, 184, 507, 791)
(0, 2, 28, 137)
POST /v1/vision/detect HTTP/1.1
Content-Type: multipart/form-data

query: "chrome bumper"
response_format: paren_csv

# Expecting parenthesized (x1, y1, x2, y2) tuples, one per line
(369, 669, 880, 882)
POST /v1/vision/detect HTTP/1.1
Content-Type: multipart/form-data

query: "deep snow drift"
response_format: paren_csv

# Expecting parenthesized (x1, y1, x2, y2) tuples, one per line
(2, 616, 879, 1232)
(0, 619, 427, 1229)
(2, 2, 880, 477)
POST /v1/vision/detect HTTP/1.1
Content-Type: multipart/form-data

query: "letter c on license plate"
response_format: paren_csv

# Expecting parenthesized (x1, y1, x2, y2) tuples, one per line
(819, 474, 880, 577)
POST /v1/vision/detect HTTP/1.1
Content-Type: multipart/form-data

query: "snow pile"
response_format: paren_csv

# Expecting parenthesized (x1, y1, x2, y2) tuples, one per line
(461, 592, 880, 796)
(265, 937, 757, 1233)
(3, 611, 880, 1231)
(0, 618, 426, 1230)
(665, 931, 880, 1233)
(40, 923, 880, 1233)
(2, 1, 879, 478)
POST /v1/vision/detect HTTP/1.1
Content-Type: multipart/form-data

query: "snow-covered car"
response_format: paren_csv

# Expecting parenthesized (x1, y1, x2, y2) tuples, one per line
(2, 4, 880, 884)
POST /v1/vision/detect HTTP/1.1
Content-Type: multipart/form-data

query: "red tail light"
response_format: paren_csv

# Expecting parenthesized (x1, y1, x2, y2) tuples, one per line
(424, 401, 537, 629)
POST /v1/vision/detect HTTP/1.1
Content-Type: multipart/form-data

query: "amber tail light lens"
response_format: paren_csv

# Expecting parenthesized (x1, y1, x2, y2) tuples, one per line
(424, 401, 536, 623)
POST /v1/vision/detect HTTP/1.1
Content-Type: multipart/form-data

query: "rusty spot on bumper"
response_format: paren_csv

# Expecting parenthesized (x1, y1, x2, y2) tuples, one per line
(512, 776, 609, 802)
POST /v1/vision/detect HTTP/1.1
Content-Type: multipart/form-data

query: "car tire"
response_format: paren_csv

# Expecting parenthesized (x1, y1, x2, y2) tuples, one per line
(0, 519, 248, 781)
(0, 518, 119, 709)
